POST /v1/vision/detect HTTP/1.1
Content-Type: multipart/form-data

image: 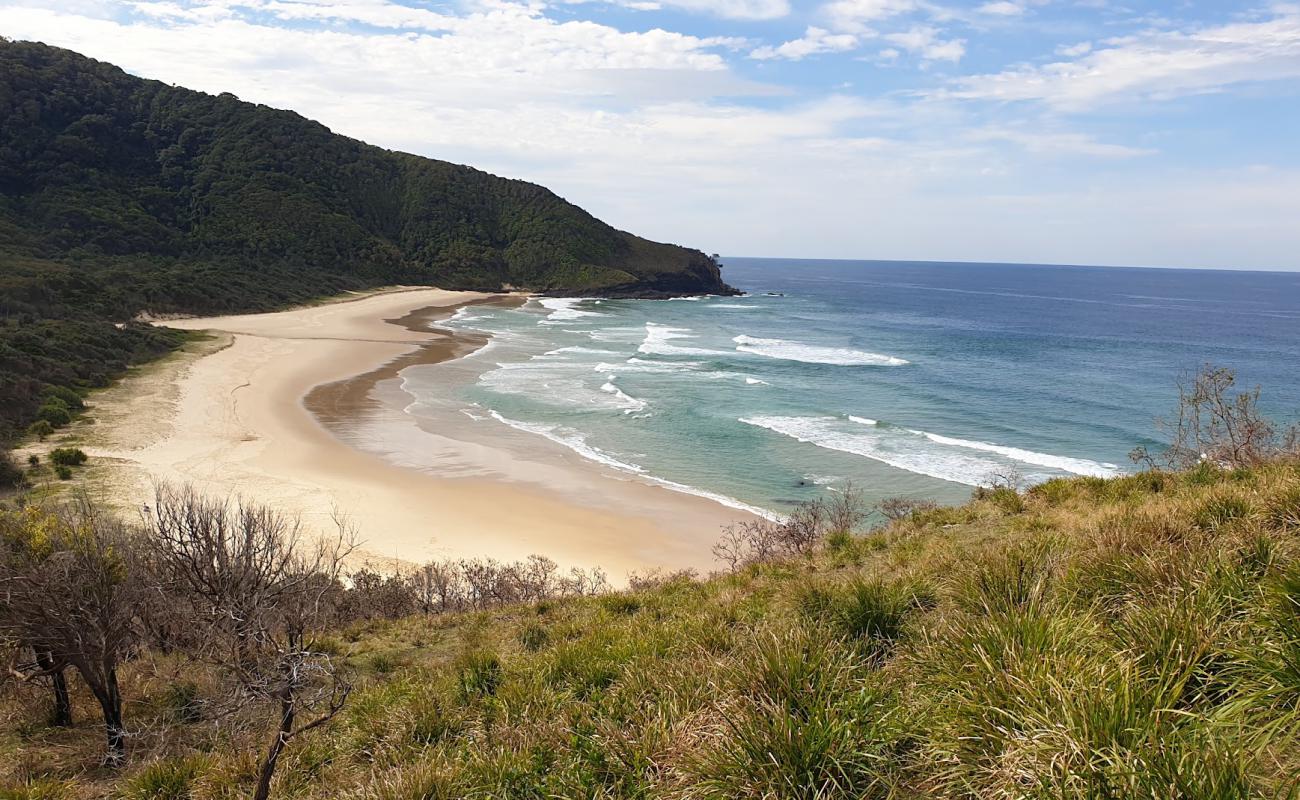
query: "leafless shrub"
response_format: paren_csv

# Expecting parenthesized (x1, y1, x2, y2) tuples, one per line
(140, 484, 355, 800)
(712, 519, 784, 571)
(1131, 364, 1300, 470)
(875, 496, 939, 523)
(407, 560, 465, 614)
(338, 554, 607, 621)
(825, 482, 870, 535)
(627, 568, 698, 592)
(980, 465, 1025, 493)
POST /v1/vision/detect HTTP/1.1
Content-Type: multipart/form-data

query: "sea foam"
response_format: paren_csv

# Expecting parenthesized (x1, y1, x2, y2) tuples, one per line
(538, 297, 608, 323)
(733, 335, 909, 366)
(741, 415, 1114, 486)
(488, 412, 780, 520)
(638, 324, 729, 357)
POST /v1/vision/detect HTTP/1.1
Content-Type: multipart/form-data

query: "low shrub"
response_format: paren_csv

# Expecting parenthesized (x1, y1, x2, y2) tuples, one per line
(26, 419, 53, 441)
(48, 448, 87, 467)
(0, 451, 23, 488)
(36, 399, 71, 428)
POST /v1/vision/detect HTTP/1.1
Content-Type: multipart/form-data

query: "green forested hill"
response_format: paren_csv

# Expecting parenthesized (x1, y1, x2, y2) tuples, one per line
(0, 39, 731, 448)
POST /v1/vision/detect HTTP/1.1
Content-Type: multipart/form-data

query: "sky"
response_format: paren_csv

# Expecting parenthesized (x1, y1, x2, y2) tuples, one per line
(3, 1, 1300, 270)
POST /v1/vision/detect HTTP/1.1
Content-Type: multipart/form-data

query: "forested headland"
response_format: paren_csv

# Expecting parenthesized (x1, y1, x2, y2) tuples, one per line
(0, 39, 732, 453)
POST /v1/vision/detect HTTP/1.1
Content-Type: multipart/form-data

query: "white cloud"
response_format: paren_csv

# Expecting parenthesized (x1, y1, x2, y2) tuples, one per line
(1054, 41, 1091, 57)
(885, 26, 964, 62)
(976, 1, 1023, 15)
(821, 0, 917, 34)
(947, 9, 1300, 110)
(750, 25, 857, 60)
(582, 0, 791, 19)
(966, 127, 1155, 158)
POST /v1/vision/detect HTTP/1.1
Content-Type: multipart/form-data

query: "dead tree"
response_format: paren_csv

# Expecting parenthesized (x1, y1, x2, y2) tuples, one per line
(0, 500, 144, 765)
(825, 482, 869, 535)
(141, 484, 354, 800)
(1132, 364, 1299, 470)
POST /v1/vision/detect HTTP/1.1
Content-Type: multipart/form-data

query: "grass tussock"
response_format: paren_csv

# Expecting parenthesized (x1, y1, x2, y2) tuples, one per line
(4, 461, 1300, 797)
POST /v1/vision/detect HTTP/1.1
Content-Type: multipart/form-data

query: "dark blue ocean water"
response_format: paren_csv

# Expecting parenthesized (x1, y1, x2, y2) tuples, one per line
(417, 259, 1300, 514)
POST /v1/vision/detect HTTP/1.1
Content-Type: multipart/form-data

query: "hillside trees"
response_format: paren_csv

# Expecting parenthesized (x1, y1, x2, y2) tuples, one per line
(0, 501, 145, 765)
(0, 39, 730, 447)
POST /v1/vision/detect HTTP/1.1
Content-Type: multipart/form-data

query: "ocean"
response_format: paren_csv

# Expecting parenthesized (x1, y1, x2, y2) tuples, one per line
(402, 258, 1300, 517)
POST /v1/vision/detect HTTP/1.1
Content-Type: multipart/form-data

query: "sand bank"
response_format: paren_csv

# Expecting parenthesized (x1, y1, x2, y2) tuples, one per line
(83, 288, 750, 579)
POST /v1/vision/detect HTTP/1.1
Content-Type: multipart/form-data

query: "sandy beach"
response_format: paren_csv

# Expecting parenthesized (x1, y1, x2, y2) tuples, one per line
(80, 288, 752, 579)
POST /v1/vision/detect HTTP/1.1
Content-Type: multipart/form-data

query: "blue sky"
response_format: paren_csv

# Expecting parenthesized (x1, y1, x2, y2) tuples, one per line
(3, 0, 1300, 270)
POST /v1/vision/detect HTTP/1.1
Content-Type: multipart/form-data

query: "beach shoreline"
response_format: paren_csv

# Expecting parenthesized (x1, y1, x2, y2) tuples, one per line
(77, 288, 752, 580)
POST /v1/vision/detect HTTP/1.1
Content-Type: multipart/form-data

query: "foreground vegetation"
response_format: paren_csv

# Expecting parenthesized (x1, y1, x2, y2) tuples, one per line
(0, 38, 731, 447)
(3, 455, 1299, 798)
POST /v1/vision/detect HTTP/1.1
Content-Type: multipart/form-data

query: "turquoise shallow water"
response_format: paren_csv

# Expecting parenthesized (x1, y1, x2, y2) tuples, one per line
(403, 259, 1300, 516)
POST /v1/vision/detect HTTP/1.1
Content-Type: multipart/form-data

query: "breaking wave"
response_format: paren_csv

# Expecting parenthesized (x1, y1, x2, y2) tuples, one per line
(733, 335, 909, 366)
(742, 415, 1117, 486)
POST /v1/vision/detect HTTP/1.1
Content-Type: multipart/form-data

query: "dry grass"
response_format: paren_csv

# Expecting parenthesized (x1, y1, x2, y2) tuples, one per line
(4, 461, 1300, 799)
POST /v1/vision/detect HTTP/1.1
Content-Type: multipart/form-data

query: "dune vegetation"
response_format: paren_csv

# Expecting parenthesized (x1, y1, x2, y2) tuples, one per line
(2, 447, 1299, 798)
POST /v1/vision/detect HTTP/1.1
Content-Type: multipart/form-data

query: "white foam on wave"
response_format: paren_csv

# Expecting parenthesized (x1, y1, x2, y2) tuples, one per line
(585, 326, 646, 343)
(745, 377, 770, 386)
(742, 415, 1006, 486)
(733, 335, 909, 366)
(906, 430, 1120, 477)
(480, 357, 645, 413)
(595, 358, 701, 374)
(599, 380, 648, 414)
(443, 306, 484, 326)
(461, 338, 500, 360)
(538, 297, 609, 323)
(741, 415, 1116, 486)
(542, 345, 620, 358)
(487, 411, 781, 520)
(637, 323, 729, 357)
(489, 411, 646, 473)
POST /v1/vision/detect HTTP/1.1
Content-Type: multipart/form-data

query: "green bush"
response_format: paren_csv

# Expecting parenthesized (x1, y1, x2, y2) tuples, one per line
(36, 400, 71, 428)
(41, 386, 84, 411)
(49, 448, 88, 467)
(54, 465, 73, 480)
(0, 451, 23, 488)
(26, 420, 53, 441)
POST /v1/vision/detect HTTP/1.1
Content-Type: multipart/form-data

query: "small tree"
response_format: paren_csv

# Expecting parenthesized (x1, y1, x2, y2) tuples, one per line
(1132, 364, 1299, 470)
(825, 482, 869, 535)
(142, 485, 354, 800)
(0, 501, 145, 765)
(875, 496, 938, 523)
(27, 419, 54, 442)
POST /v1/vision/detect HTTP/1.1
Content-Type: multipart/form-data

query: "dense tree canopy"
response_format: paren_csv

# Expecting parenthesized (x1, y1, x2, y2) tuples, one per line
(0, 39, 731, 447)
